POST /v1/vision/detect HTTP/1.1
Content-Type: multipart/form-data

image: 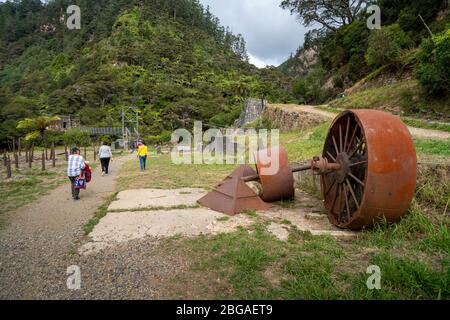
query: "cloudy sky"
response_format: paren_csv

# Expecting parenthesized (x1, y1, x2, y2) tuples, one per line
(199, 0, 310, 68)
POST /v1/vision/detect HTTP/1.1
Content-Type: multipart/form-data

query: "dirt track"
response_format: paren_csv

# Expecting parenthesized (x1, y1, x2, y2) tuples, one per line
(268, 104, 450, 140)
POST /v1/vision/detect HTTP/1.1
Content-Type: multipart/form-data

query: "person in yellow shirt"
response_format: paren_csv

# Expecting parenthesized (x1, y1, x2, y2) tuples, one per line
(137, 142, 149, 171)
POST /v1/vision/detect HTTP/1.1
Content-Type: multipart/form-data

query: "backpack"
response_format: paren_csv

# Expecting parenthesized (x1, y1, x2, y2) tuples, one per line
(84, 162, 92, 183)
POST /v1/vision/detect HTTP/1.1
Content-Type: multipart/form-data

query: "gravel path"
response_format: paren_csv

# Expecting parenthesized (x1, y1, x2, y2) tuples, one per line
(0, 155, 185, 299)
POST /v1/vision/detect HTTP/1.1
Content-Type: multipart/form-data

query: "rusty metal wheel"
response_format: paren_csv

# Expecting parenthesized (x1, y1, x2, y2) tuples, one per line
(321, 110, 417, 230)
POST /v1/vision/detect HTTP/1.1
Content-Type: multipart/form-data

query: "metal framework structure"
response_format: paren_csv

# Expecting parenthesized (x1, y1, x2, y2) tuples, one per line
(121, 106, 140, 143)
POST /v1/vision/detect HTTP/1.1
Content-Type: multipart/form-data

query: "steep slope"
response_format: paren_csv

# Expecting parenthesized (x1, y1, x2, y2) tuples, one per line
(277, 0, 449, 120)
(0, 0, 291, 143)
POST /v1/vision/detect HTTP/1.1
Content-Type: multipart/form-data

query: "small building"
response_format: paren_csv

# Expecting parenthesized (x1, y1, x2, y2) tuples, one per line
(50, 115, 81, 131)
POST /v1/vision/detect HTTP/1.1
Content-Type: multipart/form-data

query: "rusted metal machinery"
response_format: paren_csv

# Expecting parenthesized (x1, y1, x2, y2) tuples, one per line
(199, 110, 417, 230)
(198, 165, 273, 216)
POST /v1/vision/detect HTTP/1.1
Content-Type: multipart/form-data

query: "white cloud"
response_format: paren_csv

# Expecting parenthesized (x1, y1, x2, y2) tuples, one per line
(200, 0, 310, 67)
(248, 53, 281, 68)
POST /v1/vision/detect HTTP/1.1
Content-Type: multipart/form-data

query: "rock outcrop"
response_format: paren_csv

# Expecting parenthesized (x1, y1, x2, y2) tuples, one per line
(234, 98, 266, 127)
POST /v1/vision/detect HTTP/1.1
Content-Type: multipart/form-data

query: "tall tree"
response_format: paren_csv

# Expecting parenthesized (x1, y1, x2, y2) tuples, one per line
(280, 0, 371, 31)
(17, 116, 60, 142)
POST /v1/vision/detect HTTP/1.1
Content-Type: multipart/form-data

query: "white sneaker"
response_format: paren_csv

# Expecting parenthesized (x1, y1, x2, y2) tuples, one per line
(102, 172, 105, 176)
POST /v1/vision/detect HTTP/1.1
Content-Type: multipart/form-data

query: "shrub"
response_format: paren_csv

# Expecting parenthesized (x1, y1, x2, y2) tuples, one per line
(63, 128, 91, 147)
(366, 24, 414, 67)
(292, 67, 328, 104)
(416, 28, 450, 96)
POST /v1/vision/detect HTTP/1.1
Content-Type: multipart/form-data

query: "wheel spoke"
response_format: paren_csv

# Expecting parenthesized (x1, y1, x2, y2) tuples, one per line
(349, 138, 365, 159)
(326, 151, 336, 162)
(349, 160, 367, 167)
(331, 184, 340, 214)
(346, 179, 360, 209)
(343, 117, 350, 153)
(343, 184, 351, 220)
(346, 125, 358, 153)
(325, 179, 336, 196)
(332, 135, 339, 156)
(339, 124, 343, 153)
(349, 172, 365, 187)
(338, 184, 345, 220)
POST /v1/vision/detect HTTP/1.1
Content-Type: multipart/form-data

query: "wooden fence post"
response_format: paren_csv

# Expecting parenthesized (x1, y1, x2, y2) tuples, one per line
(12, 137, 16, 155)
(93, 143, 96, 161)
(14, 152, 19, 169)
(6, 155, 12, 179)
(65, 145, 68, 161)
(52, 143, 56, 168)
(28, 148, 32, 168)
(41, 150, 45, 171)
(3, 149, 6, 167)
(18, 138, 21, 156)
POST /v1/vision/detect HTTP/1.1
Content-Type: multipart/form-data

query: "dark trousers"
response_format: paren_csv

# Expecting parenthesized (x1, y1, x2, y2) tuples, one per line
(100, 157, 111, 174)
(69, 176, 80, 199)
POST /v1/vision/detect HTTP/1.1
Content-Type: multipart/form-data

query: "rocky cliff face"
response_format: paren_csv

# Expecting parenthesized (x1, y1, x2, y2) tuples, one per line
(278, 47, 319, 77)
(234, 98, 266, 127)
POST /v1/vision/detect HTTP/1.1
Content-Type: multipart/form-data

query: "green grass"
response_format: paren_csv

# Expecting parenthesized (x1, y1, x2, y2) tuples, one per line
(403, 118, 450, 133)
(83, 192, 118, 235)
(414, 139, 450, 156)
(244, 210, 258, 218)
(0, 168, 66, 216)
(328, 79, 450, 120)
(280, 123, 329, 161)
(330, 81, 417, 111)
(169, 219, 449, 299)
(117, 154, 237, 191)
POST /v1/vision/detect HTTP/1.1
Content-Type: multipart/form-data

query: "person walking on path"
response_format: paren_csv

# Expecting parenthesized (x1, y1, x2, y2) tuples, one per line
(130, 140, 136, 154)
(67, 147, 85, 201)
(98, 141, 113, 176)
(137, 142, 149, 171)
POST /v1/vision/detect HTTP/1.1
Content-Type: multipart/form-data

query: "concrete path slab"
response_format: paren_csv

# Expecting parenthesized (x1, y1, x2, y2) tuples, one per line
(260, 208, 359, 241)
(90, 208, 224, 243)
(80, 208, 261, 255)
(267, 223, 290, 241)
(108, 188, 206, 211)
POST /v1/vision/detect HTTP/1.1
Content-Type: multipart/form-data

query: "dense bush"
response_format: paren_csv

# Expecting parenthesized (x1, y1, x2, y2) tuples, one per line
(292, 67, 330, 104)
(379, 0, 444, 42)
(366, 24, 414, 67)
(416, 28, 450, 96)
(63, 128, 92, 147)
